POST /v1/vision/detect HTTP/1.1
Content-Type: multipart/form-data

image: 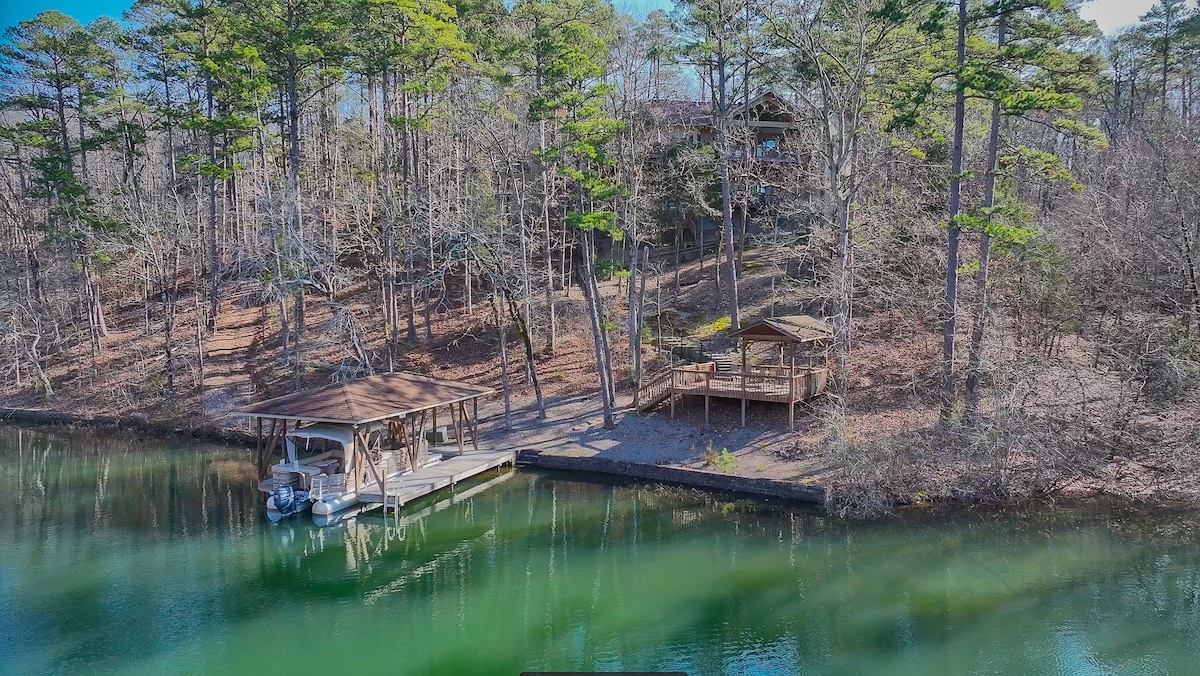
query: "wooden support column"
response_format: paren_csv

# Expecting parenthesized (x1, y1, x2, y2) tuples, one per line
(740, 338, 748, 427)
(452, 403, 464, 454)
(670, 371, 676, 420)
(259, 418, 282, 479)
(704, 368, 710, 427)
(357, 428, 386, 507)
(406, 414, 417, 469)
(411, 410, 428, 469)
(460, 401, 480, 451)
(789, 343, 797, 432)
(254, 417, 263, 474)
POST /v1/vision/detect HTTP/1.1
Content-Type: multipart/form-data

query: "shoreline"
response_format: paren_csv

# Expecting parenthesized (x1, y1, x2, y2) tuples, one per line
(0, 407, 255, 446)
(515, 450, 826, 504)
(6, 405, 1195, 515)
(0, 405, 832, 508)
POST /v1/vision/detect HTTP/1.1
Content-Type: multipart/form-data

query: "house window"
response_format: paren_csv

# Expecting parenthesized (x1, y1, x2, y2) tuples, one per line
(757, 184, 778, 206)
(661, 197, 681, 218)
(755, 139, 779, 159)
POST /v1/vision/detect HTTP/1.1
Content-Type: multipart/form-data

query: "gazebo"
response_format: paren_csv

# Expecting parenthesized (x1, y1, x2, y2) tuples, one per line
(639, 315, 833, 430)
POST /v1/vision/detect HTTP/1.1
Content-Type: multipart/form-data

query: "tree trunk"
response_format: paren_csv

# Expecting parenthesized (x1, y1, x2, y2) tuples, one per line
(941, 0, 969, 421)
(504, 290, 546, 418)
(965, 11, 1007, 417)
(493, 296, 512, 431)
(578, 229, 615, 428)
(206, 77, 220, 334)
(715, 48, 740, 330)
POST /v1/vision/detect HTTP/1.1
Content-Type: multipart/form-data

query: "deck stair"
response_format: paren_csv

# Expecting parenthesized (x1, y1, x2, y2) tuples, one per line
(656, 336, 706, 363)
(710, 355, 736, 373)
(636, 368, 674, 411)
(642, 336, 738, 411)
(655, 336, 737, 368)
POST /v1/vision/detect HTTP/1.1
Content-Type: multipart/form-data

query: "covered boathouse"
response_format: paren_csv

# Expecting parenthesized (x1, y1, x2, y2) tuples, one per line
(235, 372, 509, 513)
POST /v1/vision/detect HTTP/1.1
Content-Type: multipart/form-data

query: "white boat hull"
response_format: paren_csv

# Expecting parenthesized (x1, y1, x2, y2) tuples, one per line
(312, 492, 360, 515)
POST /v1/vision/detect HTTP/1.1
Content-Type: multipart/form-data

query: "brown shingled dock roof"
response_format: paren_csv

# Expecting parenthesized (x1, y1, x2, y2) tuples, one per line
(728, 315, 834, 344)
(234, 373, 495, 424)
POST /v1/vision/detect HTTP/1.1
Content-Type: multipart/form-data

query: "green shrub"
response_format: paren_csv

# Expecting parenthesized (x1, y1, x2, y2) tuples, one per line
(702, 442, 737, 473)
(708, 315, 732, 333)
(593, 260, 628, 280)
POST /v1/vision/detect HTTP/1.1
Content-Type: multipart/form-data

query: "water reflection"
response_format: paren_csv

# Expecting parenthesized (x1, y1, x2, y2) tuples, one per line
(2, 425, 1200, 675)
(3, 426, 260, 540)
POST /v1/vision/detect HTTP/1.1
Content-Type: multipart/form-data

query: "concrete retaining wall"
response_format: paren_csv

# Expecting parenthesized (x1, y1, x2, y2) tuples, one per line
(516, 450, 826, 505)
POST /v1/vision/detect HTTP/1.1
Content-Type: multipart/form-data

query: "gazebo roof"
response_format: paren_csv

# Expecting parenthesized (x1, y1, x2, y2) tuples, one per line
(728, 315, 834, 344)
(234, 373, 495, 425)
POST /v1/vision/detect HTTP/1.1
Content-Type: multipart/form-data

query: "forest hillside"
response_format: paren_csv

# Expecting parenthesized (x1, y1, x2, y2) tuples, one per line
(2, 0, 1199, 512)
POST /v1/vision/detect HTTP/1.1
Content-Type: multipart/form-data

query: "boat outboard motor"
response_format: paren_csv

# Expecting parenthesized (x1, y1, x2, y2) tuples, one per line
(271, 485, 296, 513)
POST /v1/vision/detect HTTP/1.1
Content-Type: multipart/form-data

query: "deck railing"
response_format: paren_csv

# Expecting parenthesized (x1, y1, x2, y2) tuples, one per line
(671, 362, 717, 395)
(635, 361, 831, 427)
(669, 362, 828, 404)
(636, 368, 675, 410)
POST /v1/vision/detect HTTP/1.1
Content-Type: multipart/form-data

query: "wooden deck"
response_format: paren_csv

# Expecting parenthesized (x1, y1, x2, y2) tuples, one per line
(357, 449, 516, 508)
(638, 362, 830, 429)
(670, 363, 829, 404)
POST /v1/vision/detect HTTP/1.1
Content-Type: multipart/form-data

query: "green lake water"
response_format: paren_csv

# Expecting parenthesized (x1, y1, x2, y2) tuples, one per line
(2, 424, 1199, 675)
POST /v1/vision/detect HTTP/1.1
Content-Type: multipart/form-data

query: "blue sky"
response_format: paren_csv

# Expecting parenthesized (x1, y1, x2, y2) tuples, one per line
(2, 1, 131, 31)
(0, 0, 1182, 37)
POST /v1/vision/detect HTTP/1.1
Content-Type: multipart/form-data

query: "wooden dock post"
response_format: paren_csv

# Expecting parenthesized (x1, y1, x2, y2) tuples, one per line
(259, 418, 282, 479)
(255, 418, 263, 474)
(451, 403, 464, 454)
(460, 401, 479, 451)
(357, 428, 387, 509)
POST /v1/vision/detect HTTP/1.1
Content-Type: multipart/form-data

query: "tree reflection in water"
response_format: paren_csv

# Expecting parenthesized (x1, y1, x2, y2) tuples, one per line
(2, 424, 1200, 675)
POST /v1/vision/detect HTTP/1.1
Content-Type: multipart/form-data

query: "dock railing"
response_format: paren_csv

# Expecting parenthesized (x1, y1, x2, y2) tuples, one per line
(310, 473, 346, 500)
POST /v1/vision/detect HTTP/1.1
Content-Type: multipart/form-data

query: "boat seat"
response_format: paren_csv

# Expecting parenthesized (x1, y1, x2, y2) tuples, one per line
(311, 473, 347, 499)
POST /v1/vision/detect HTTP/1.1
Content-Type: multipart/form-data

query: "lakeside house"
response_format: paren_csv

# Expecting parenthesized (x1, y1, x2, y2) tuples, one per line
(644, 91, 817, 260)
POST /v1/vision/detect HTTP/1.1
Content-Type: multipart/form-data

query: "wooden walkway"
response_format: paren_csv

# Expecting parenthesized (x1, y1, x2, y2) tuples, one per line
(357, 449, 516, 508)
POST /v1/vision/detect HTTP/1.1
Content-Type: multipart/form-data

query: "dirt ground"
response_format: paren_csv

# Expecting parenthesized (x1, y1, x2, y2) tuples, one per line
(479, 390, 838, 482)
(4, 251, 1197, 510)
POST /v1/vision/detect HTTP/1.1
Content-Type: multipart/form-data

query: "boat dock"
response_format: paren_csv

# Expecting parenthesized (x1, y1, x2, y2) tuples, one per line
(358, 449, 515, 508)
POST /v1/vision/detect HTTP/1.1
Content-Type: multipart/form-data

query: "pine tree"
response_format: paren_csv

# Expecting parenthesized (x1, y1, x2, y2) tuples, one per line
(519, 0, 623, 427)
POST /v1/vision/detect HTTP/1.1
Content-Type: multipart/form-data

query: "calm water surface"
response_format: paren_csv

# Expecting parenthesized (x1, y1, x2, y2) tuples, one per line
(2, 424, 1199, 675)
